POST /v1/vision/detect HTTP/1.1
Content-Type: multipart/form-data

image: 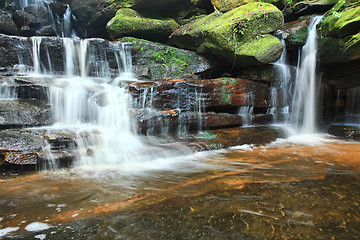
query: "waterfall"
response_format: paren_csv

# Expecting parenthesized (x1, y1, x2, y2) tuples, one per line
(345, 87, 360, 124)
(28, 36, 161, 168)
(290, 16, 322, 134)
(268, 39, 292, 123)
(19, 0, 48, 9)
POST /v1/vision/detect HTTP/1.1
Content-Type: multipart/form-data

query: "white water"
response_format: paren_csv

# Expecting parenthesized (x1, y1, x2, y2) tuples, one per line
(27, 36, 194, 169)
(290, 16, 322, 134)
(268, 39, 292, 123)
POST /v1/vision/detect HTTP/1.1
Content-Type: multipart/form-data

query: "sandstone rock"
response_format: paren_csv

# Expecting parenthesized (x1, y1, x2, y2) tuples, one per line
(170, 2, 284, 68)
(129, 77, 270, 111)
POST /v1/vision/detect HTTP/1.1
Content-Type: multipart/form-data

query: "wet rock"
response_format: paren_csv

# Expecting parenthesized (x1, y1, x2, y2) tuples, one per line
(121, 37, 219, 80)
(277, 17, 311, 48)
(328, 124, 360, 140)
(107, 8, 179, 42)
(0, 99, 53, 128)
(129, 78, 270, 111)
(137, 110, 248, 134)
(186, 125, 286, 149)
(170, 2, 284, 68)
(0, 34, 31, 68)
(0, 130, 48, 165)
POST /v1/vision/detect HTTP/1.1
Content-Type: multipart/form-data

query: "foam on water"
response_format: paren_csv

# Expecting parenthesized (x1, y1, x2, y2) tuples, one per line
(25, 222, 53, 232)
(0, 227, 19, 237)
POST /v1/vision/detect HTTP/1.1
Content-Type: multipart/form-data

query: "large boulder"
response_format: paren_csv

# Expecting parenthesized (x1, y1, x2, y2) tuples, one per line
(318, 0, 360, 63)
(111, 0, 213, 20)
(69, 0, 117, 38)
(0, 9, 19, 35)
(170, 2, 284, 68)
(107, 8, 180, 42)
(120, 37, 219, 80)
(283, 0, 337, 22)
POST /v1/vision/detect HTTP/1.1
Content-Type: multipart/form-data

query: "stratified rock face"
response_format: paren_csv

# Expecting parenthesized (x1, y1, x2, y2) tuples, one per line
(121, 37, 218, 80)
(318, 0, 360, 63)
(106, 8, 180, 42)
(170, 2, 284, 68)
(129, 77, 270, 110)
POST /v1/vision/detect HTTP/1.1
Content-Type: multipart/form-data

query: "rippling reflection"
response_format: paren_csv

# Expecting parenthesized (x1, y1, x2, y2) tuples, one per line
(1, 137, 360, 239)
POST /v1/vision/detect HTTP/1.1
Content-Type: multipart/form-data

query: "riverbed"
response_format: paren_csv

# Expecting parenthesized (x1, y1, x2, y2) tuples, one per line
(1, 135, 359, 239)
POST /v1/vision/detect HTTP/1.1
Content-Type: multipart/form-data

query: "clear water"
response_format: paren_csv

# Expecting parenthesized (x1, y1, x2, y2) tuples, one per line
(1, 137, 359, 239)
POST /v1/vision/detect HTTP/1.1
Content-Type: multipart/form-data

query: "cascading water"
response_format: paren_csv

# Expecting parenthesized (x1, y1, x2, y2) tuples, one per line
(268, 39, 292, 123)
(345, 87, 360, 124)
(290, 16, 322, 134)
(27, 36, 193, 169)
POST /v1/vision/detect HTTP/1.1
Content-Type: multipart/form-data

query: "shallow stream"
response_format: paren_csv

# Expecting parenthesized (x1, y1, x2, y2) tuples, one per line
(1, 135, 359, 239)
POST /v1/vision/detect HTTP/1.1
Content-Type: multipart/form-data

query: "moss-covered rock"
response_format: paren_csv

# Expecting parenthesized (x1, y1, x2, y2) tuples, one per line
(106, 8, 180, 42)
(119, 37, 218, 80)
(170, 2, 284, 68)
(211, 0, 258, 12)
(211, 0, 288, 12)
(277, 17, 311, 48)
(318, 0, 360, 63)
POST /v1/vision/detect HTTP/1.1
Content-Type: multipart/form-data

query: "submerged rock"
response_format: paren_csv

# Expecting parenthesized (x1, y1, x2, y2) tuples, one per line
(328, 124, 360, 140)
(186, 125, 286, 149)
(170, 2, 284, 68)
(106, 8, 179, 42)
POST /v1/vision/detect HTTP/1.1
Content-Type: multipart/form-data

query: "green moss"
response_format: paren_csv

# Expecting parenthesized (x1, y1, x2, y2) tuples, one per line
(221, 85, 232, 104)
(171, 2, 284, 67)
(106, 8, 179, 42)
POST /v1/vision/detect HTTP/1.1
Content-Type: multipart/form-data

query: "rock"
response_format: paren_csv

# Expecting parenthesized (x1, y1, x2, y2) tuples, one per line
(328, 124, 360, 140)
(185, 125, 286, 149)
(0, 34, 32, 68)
(137, 110, 248, 134)
(0, 100, 52, 128)
(170, 2, 284, 68)
(211, 0, 258, 12)
(112, 0, 213, 20)
(318, 1, 360, 63)
(69, 0, 116, 38)
(277, 17, 311, 48)
(0, 130, 48, 165)
(0, 9, 19, 35)
(284, 0, 337, 22)
(129, 77, 270, 111)
(106, 8, 180, 42)
(120, 37, 219, 80)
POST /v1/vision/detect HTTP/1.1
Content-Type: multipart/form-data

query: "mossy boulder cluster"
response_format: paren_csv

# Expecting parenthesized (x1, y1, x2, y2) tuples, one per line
(170, 3, 284, 67)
